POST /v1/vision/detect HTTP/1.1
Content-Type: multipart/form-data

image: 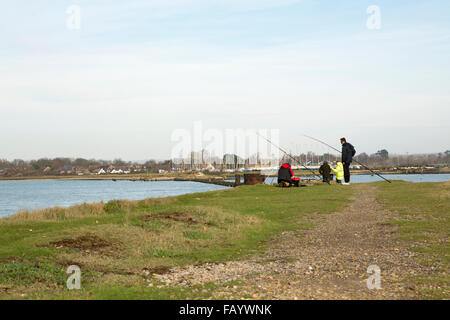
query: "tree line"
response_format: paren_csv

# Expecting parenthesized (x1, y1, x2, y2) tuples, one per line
(0, 150, 449, 176)
(0, 157, 172, 176)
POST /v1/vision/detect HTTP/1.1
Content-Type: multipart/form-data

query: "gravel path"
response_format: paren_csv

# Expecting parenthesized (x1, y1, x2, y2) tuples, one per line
(155, 186, 428, 299)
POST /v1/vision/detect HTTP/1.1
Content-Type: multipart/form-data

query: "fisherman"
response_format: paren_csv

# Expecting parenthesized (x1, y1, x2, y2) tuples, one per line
(340, 137, 356, 185)
(331, 161, 344, 184)
(278, 162, 294, 187)
(319, 161, 332, 184)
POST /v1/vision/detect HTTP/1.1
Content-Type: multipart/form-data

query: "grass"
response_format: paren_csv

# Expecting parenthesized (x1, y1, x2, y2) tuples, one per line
(0, 183, 353, 299)
(2, 181, 447, 300)
(376, 180, 450, 299)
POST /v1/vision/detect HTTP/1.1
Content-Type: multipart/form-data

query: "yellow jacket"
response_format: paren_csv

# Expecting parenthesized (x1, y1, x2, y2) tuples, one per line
(331, 162, 344, 181)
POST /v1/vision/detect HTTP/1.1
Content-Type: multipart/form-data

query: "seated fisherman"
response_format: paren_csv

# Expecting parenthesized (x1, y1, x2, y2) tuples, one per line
(331, 161, 344, 184)
(278, 162, 294, 187)
(319, 161, 332, 184)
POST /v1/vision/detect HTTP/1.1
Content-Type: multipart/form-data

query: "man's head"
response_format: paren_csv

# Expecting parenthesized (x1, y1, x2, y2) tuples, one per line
(340, 137, 346, 145)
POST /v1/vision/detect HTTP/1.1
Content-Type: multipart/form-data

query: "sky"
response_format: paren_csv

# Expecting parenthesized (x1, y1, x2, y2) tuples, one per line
(1, 0, 449, 161)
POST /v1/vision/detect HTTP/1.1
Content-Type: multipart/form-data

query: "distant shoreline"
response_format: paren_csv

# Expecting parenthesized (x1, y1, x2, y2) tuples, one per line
(0, 174, 235, 187)
(0, 169, 449, 183)
(0, 176, 176, 182)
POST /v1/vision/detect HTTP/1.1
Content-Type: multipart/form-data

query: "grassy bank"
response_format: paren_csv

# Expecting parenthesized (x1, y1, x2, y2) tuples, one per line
(0, 184, 353, 299)
(376, 181, 449, 299)
(1, 181, 448, 300)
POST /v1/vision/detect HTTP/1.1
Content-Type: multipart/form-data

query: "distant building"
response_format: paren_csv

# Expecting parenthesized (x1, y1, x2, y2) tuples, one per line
(43, 167, 52, 174)
(58, 166, 73, 175)
(204, 164, 216, 172)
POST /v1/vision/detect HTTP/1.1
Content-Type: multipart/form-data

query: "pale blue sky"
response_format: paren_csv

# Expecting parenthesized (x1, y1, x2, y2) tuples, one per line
(1, 0, 449, 160)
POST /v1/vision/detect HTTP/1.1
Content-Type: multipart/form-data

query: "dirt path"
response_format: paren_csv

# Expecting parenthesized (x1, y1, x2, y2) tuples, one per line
(156, 185, 427, 299)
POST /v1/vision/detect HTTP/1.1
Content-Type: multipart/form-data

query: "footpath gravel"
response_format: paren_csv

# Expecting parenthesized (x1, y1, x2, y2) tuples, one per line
(155, 186, 430, 299)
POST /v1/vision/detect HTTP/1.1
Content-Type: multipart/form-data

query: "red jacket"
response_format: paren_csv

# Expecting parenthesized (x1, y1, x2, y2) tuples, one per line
(281, 163, 294, 177)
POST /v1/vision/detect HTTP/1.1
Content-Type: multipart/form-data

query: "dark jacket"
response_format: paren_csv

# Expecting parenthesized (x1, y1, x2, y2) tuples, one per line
(278, 163, 294, 182)
(319, 163, 331, 179)
(342, 142, 356, 163)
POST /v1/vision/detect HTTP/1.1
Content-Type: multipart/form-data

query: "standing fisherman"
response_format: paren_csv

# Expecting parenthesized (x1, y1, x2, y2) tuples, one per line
(340, 137, 356, 185)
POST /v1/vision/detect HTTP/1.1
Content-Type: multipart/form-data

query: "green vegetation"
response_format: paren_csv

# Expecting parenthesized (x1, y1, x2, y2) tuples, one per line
(1, 181, 448, 300)
(0, 184, 352, 299)
(376, 181, 450, 299)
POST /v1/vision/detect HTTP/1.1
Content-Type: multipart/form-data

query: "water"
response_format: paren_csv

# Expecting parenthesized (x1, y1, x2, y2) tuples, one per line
(1, 174, 449, 218)
(345, 173, 450, 184)
(0, 180, 230, 218)
(228, 173, 450, 184)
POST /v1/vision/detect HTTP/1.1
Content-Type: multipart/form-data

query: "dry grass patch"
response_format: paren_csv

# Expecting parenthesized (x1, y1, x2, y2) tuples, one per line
(142, 266, 171, 275)
(144, 212, 199, 224)
(45, 234, 115, 251)
(437, 182, 450, 201)
(0, 202, 107, 224)
(0, 196, 179, 225)
(130, 206, 262, 261)
(139, 207, 261, 252)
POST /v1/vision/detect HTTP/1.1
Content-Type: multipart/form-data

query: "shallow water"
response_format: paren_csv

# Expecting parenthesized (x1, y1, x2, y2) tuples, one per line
(0, 180, 229, 218)
(258, 173, 450, 184)
(345, 173, 450, 184)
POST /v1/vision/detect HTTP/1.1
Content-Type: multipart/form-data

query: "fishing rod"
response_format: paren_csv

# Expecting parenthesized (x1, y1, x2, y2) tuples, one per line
(256, 133, 322, 180)
(301, 134, 392, 183)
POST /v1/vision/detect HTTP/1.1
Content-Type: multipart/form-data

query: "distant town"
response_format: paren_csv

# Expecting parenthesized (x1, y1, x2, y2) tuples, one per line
(0, 149, 449, 178)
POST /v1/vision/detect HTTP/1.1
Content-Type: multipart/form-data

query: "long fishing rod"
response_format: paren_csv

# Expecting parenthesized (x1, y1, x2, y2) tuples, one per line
(256, 133, 322, 180)
(301, 134, 392, 183)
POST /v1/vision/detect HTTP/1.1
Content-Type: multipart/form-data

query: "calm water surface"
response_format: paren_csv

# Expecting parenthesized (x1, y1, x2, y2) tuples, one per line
(0, 180, 230, 218)
(1, 174, 449, 218)
(260, 173, 450, 184)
